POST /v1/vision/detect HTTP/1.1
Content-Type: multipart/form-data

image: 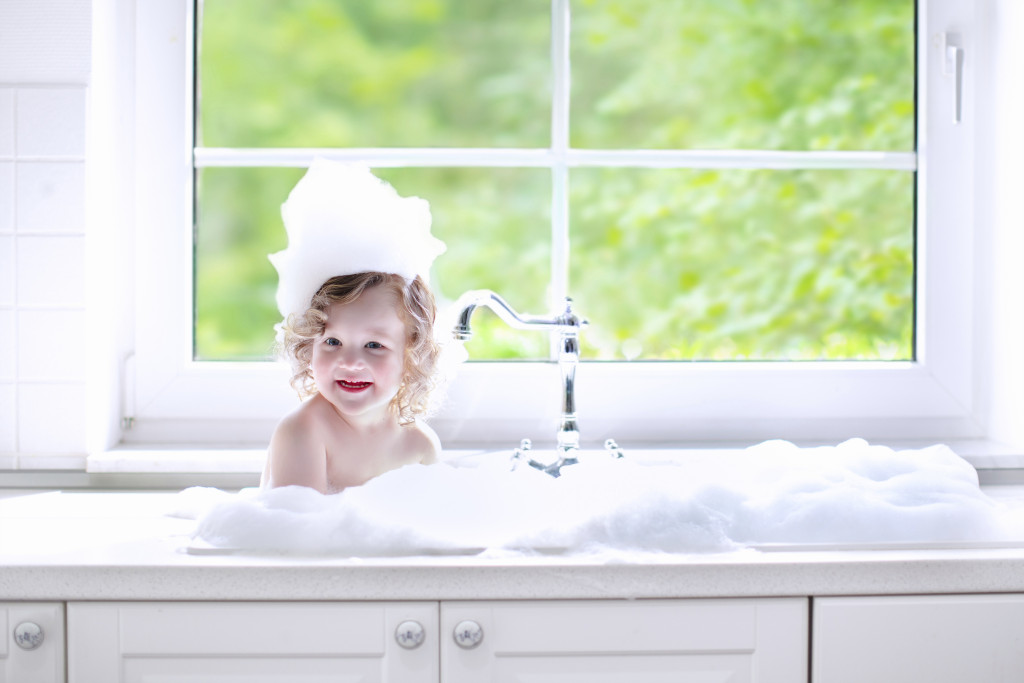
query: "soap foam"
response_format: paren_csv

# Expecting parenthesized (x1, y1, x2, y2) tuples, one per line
(180, 439, 1024, 556)
(269, 159, 446, 324)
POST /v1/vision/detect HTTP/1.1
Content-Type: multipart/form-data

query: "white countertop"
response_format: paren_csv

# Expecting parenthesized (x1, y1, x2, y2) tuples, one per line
(3, 489, 1024, 602)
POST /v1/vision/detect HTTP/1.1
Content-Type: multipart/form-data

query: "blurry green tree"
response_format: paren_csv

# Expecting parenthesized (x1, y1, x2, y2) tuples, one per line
(194, 0, 914, 362)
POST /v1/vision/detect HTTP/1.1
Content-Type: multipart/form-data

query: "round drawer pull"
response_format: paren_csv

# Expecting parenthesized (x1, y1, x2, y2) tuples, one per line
(395, 620, 426, 649)
(453, 620, 484, 649)
(14, 622, 44, 651)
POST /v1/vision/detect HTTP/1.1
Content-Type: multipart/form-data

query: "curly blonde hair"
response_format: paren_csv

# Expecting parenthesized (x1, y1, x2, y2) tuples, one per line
(279, 272, 439, 424)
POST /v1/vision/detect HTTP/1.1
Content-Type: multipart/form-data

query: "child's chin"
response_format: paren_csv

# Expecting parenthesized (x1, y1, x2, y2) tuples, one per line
(326, 394, 397, 418)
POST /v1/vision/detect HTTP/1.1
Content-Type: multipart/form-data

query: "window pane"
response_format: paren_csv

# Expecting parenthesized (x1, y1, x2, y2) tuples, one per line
(571, 0, 915, 150)
(194, 167, 551, 361)
(569, 168, 914, 360)
(194, 167, 298, 361)
(198, 0, 551, 148)
(377, 168, 553, 360)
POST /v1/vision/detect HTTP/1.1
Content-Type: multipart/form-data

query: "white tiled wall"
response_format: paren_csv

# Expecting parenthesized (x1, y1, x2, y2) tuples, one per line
(1, 0, 91, 470)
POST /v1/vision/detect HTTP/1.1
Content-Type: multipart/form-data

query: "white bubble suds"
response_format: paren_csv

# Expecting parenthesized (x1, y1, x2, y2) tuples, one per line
(181, 439, 1024, 557)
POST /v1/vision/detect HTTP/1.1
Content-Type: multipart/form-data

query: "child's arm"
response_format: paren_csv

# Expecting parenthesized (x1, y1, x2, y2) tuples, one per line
(265, 410, 329, 493)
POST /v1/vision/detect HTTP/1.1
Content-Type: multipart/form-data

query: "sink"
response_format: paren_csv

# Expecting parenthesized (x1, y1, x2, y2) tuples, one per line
(184, 440, 1024, 556)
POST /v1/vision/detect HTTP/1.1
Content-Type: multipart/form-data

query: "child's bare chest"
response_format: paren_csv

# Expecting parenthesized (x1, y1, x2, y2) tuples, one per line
(323, 430, 421, 492)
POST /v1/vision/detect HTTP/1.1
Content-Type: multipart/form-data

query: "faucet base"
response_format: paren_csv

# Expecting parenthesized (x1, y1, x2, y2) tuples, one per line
(510, 438, 624, 477)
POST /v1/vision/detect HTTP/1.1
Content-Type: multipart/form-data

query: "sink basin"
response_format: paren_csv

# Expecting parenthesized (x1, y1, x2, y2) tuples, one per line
(185, 440, 1024, 556)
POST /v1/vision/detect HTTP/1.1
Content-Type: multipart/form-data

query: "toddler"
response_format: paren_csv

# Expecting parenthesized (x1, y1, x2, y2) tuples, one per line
(261, 159, 446, 493)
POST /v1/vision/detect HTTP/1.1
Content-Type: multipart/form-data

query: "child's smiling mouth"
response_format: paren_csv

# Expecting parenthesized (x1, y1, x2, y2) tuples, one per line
(337, 380, 372, 393)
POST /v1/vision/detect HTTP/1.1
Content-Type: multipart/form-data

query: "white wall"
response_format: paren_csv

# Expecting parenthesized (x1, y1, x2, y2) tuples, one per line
(0, 0, 92, 470)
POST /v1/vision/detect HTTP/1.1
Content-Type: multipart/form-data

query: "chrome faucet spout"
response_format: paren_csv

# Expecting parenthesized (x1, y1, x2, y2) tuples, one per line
(451, 290, 588, 476)
(452, 290, 574, 340)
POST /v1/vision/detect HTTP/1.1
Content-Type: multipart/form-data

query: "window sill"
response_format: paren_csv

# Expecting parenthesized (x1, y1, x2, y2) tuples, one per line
(81, 439, 1024, 483)
(87, 447, 267, 474)
(5, 438, 1022, 491)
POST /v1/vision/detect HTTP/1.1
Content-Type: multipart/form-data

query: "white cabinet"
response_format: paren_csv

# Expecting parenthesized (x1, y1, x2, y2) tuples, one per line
(813, 595, 1024, 683)
(67, 601, 439, 683)
(68, 598, 807, 682)
(442, 598, 808, 683)
(0, 602, 65, 683)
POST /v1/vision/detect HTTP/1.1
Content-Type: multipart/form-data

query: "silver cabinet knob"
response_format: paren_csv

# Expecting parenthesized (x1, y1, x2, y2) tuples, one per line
(14, 621, 44, 650)
(453, 620, 484, 649)
(395, 620, 425, 649)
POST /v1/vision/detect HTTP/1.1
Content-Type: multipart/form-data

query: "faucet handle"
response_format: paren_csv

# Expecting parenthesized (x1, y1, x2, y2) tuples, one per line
(510, 439, 532, 471)
(559, 297, 588, 328)
(604, 439, 625, 459)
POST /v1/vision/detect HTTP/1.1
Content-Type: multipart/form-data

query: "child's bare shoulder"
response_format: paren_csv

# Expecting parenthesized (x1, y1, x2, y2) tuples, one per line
(268, 398, 332, 464)
(265, 396, 345, 492)
(404, 420, 441, 464)
(268, 401, 312, 445)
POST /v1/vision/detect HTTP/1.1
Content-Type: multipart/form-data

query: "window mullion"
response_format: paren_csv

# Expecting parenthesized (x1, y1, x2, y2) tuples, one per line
(549, 0, 571, 360)
(192, 148, 916, 172)
(192, 147, 557, 168)
(567, 149, 917, 171)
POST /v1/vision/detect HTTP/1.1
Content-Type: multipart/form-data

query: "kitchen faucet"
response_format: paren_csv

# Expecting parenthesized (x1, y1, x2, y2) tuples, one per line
(451, 290, 595, 476)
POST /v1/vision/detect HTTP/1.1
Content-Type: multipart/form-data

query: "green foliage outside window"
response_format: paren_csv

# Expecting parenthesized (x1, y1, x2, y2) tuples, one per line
(194, 0, 915, 362)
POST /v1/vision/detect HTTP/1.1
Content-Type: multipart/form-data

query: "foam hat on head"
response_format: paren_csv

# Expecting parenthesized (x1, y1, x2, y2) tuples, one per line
(269, 158, 446, 323)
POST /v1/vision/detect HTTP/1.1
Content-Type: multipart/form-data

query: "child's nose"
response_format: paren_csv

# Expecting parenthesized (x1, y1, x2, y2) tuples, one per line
(336, 347, 366, 368)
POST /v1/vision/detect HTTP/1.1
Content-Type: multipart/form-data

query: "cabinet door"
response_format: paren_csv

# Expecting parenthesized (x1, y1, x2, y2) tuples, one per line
(68, 601, 438, 683)
(441, 598, 807, 683)
(813, 595, 1024, 683)
(0, 602, 64, 683)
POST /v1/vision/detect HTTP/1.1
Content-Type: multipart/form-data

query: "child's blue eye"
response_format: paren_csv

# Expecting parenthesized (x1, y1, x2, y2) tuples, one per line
(366, 341, 384, 349)
(325, 337, 341, 347)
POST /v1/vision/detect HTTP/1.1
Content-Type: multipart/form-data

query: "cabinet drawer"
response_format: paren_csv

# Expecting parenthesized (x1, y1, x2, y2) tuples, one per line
(68, 601, 438, 683)
(814, 595, 1024, 683)
(0, 602, 64, 683)
(442, 598, 807, 683)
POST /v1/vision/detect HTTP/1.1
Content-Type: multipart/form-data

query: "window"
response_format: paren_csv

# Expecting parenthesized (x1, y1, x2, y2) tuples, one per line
(115, 0, 977, 450)
(195, 0, 915, 363)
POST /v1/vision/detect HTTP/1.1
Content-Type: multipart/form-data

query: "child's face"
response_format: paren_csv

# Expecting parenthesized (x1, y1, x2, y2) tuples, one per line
(310, 285, 407, 421)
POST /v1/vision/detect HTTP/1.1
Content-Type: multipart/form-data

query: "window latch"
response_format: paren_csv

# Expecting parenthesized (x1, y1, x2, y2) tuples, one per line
(943, 32, 964, 125)
(121, 353, 136, 431)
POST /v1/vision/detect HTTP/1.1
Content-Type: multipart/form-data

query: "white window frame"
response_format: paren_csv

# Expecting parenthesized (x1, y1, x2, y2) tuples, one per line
(89, 0, 998, 459)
